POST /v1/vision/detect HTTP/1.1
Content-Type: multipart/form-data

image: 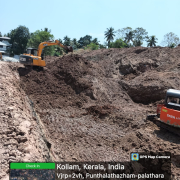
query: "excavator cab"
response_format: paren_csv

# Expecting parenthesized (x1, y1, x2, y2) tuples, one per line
(147, 89, 180, 136)
(26, 48, 38, 56)
(157, 89, 180, 127)
(19, 48, 45, 66)
(26, 48, 44, 60)
(148, 89, 180, 128)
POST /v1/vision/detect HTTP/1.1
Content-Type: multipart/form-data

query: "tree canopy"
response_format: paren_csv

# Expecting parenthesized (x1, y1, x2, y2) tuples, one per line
(124, 31, 134, 43)
(133, 40, 143, 47)
(27, 29, 54, 55)
(109, 39, 127, 48)
(6, 24, 180, 55)
(92, 38, 99, 45)
(78, 35, 92, 48)
(146, 35, 158, 47)
(85, 43, 99, 50)
(9, 25, 30, 55)
(71, 38, 79, 49)
(104, 27, 115, 48)
(133, 27, 148, 42)
(162, 32, 180, 47)
(116, 27, 132, 40)
(63, 36, 71, 46)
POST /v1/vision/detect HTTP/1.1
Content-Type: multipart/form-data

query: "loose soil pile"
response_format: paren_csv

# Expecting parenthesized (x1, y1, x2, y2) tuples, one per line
(1, 46, 180, 179)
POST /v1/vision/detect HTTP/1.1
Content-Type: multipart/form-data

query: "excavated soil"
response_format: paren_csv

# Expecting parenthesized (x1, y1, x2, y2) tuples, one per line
(1, 46, 180, 179)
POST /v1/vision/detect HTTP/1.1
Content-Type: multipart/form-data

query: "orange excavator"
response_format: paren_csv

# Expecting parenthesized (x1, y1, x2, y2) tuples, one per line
(147, 89, 180, 136)
(19, 40, 73, 67)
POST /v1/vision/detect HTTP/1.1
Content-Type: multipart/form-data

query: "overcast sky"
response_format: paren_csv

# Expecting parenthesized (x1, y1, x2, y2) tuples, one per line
(1, 0, 180, 46)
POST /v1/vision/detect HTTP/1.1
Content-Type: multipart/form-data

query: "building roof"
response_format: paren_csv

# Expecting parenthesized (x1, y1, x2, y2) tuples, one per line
(0, 37, 11, 40)
(0, 42, 7, 46)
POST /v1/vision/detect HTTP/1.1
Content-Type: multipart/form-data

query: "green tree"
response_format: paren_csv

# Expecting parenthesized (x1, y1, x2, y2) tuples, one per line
(133, 27, 148, 41)
(44, 27, 49, 32)
(162, 32, 180, 47)
(27, 29, 54, 55)
(124, 31, 134, 43)
(146, 35, 158, 47)
(7, 33, 10, 37)
(9, 25, 30, 55)
(63, 36, 71, 46)
(109, 38, 127, 48)
(54, 39, 64, 56)
(85, 43, 99, 50)
(0, 32, 2, 37)
(133, 40, 143, 47)
(133, 27, 148, 46)
(54, 46, 63, 56)
(116, 27, 132, 40)
(169, 43, 176, 48)
(78, 35, 92, 48)
(92, 38, 99, 45)
(99, 44, 106, 49)
(104, 27, 115, 48)
(71, 38, 79, 49)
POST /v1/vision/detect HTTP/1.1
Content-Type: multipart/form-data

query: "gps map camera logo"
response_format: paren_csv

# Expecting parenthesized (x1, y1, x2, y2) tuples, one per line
(131, 153, 139, 161)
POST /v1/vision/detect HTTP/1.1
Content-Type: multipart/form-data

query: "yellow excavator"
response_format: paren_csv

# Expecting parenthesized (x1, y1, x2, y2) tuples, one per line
(19, 40, 73, 67)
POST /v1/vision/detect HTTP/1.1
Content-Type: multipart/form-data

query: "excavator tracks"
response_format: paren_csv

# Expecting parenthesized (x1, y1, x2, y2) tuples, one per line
(147, 115, 180, 137)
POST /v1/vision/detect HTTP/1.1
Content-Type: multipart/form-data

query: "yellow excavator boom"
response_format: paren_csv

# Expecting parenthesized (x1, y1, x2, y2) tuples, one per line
(19, 40, 73, 67)
(37, 40, 73, 57)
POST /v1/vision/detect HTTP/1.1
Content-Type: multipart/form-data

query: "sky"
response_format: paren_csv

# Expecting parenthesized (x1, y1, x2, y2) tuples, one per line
(1, 0, 180, 46)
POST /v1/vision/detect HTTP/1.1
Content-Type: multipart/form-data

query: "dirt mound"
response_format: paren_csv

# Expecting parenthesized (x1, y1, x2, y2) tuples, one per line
(18, 54, 94, 109)
(2, 46, 180, 178)
(0, 62, 53, 180)
(85, 105, 118, 118)
(120, 71, 180, 104)
(82, 46, 180, 76)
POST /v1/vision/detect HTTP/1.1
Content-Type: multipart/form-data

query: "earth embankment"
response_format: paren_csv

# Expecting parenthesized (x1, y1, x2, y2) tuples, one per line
(1, 46, 180, 179)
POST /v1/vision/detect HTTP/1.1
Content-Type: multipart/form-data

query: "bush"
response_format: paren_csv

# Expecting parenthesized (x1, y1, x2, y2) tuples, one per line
(99, 44, 106, 49)
(54, 52, 60, 56)
(109, 38, 127, 48)
(169, 43, 176, 48)
(85, 43, 99, 50)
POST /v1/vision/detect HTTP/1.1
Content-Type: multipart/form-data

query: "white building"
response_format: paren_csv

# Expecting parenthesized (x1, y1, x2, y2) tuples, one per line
(0, 37, 11, 55)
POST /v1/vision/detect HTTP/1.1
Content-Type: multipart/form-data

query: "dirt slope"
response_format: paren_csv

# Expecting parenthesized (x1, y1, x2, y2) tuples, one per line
(1, 46, 180, 179)
(0, 62, 55, 180)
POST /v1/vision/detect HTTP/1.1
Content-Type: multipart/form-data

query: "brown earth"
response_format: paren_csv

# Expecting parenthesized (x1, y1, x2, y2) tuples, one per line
(1, 46, 180, 179)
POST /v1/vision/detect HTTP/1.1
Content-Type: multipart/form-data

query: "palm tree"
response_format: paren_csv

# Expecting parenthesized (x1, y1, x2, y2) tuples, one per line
(146, 36, 158, 47)
(104, 27, 115, 48)
(92, 38, 99, 45)
(124, 31, 134, 43)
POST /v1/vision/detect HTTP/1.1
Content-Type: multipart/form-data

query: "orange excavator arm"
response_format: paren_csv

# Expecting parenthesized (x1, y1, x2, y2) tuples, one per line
(37, 40, 73, 57)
